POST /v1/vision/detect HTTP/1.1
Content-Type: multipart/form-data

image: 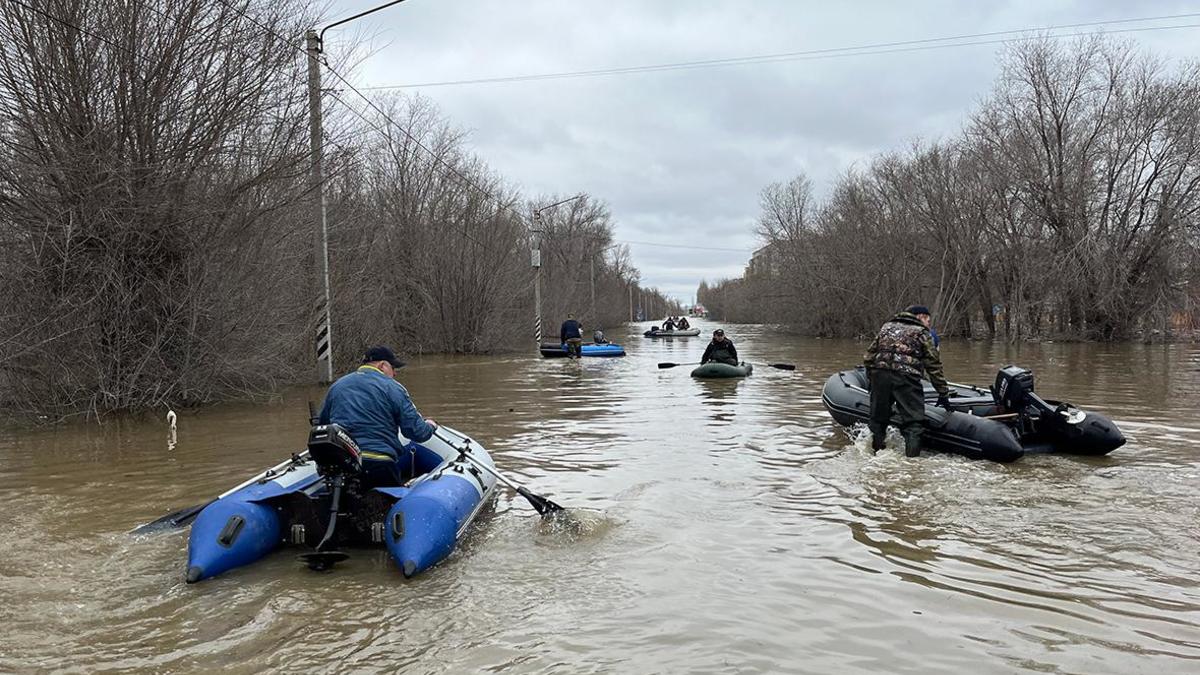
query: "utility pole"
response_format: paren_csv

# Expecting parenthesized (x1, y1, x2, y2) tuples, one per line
(628, 283, 633, 322)
(532, 215, 543, 346)
(531, 194, 586, 352)
(303, 2, 411, 382)
(305, 29, 333, 384)
(589, 254, 596, 320)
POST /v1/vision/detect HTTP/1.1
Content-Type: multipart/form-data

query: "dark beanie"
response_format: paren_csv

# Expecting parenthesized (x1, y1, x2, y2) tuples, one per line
(906, 305, 931, 316)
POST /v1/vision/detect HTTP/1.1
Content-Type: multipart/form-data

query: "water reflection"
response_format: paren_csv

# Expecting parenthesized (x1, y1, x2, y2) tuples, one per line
(695, 377, 741, 427)
(1, 323, 1198, 672)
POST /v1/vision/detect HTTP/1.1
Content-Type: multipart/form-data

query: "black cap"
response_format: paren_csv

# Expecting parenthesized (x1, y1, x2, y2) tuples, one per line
(906, 305, 931, 316)
(363, 345, 405, 368)
(713, 328, 725, 336)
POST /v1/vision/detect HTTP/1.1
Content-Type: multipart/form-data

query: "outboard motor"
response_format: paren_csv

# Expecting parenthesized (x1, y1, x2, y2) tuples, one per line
(994, 366, 1037, 412)
(994, 365, 1085, 425)
(300, 424, 362, 570)
(306, 424, 363, 478)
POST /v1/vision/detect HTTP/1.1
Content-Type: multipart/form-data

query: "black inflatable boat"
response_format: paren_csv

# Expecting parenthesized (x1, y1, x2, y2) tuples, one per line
(821, 365, 1126, 462)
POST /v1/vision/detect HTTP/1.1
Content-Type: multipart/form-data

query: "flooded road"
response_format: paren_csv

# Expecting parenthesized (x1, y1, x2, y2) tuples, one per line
(2, 322, 1198, 673)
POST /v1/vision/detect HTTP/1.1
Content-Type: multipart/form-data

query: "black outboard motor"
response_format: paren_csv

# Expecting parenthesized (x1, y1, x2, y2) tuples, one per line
(994, 366, 1039, 412)
(306, 424, 363, 478)
(992, 364, 1126, 454)
(994, 365, 1086, 425)
(301, 424, 362, 570)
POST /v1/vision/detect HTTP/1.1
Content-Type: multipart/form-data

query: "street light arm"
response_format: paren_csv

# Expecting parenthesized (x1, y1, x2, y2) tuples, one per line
(318, 0, 410, 46)
(533, 193, 587, 219)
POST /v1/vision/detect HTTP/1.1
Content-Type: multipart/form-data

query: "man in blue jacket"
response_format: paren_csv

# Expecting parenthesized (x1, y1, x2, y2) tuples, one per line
(318, 345, 437, 487)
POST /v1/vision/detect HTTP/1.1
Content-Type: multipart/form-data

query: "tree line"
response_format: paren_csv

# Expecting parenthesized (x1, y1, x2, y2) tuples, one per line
(0, 0, 649, 420)
(701, 37, 1200, 342)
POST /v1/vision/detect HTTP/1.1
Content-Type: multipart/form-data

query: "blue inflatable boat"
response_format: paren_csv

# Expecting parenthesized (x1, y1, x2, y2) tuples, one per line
(539, 342, 626, 358)
(184, 425, 497, 583)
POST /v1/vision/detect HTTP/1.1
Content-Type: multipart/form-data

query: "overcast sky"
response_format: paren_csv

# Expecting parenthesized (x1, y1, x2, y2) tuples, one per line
(322, 0, 1200, 303)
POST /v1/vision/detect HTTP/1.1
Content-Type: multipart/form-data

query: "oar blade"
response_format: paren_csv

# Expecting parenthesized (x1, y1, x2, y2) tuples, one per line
(130, 501, 212, 535)
(769, 363, 797, 371)
(517, 486, 565, 515)
(657, 362, 677, 369)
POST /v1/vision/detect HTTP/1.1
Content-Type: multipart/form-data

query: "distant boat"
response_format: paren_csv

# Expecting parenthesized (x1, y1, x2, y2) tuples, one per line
(539, 342, 626, 358)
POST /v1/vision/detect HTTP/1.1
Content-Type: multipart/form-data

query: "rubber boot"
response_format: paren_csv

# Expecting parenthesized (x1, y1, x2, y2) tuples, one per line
(903, 430, 922, 458)
(871, 435, 886, 454)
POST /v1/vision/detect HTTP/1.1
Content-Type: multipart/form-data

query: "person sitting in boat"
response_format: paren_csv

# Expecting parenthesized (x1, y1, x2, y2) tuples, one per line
(317, 345, 437, 488)
(862, 305, 951, 458)
(561, 313, 584, 358)
(662, 317, 676, 332)
(676, 316, 691, 330)
(701, 328, 738, 366)
(593, 329, 609, 344)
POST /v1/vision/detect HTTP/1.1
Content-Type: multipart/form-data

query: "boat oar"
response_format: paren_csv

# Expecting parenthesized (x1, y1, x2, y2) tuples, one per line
(130, 451, 311, 534)
(433, 429, 564, 516)
(657, 361, 797, 371)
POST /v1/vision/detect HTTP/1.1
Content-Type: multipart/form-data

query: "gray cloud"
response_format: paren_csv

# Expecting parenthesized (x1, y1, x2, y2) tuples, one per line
(329, 0, 1200, 300)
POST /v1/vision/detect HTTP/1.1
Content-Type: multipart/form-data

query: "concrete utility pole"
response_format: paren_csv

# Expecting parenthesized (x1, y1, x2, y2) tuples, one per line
(531, 194, 586, 351)
(305, 29, 333, 384)
(532, 215, 543, 345)
(305, 1, 410, 383)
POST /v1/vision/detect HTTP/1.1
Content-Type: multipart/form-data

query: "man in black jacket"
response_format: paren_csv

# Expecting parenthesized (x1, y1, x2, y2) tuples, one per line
(701, 329, 738, 366)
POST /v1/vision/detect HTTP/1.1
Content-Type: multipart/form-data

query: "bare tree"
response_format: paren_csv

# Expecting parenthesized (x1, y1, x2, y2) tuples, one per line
(0, 0, 320, 418)
(725, 35, 1200, 343)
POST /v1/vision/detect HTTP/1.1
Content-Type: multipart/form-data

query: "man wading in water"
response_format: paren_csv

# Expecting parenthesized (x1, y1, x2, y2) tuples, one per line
(863, 305, 952, 457)
(560, 313, 584, 358)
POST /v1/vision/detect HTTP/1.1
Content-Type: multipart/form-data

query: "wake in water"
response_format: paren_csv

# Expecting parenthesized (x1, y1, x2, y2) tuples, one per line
(533, 508, 618, 544)
(846, 423, 906, 455)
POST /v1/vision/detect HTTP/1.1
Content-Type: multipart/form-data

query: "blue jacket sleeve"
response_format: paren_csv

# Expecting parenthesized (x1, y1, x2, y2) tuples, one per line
(391, 383, 434, 443)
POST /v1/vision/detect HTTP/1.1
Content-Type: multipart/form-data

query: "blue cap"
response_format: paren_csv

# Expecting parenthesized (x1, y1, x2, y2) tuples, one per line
(906, 305, 931, 316)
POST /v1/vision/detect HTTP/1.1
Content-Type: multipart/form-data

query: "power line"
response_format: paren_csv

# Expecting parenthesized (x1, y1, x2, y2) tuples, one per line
(209, 0, 527, 229)
(358, 14, 1200, 90)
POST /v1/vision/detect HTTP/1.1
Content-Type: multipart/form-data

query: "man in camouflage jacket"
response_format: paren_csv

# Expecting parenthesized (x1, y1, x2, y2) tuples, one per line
(862, 305, 952, 457)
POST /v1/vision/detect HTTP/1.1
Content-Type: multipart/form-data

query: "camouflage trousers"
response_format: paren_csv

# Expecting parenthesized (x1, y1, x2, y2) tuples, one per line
(565, 338, 583, 358)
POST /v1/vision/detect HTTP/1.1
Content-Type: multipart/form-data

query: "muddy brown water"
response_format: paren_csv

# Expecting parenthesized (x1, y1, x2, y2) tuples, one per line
(1, 322, 1198, 673)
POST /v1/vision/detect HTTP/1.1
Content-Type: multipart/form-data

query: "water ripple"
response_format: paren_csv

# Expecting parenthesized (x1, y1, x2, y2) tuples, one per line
(1, 325, 1198, 672)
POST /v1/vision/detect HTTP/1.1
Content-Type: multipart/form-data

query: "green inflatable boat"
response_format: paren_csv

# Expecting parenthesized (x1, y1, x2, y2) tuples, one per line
(690, 362, 753, 378)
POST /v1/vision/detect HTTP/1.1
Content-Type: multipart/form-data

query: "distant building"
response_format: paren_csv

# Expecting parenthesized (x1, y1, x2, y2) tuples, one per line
(747, 243, 780, 279)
